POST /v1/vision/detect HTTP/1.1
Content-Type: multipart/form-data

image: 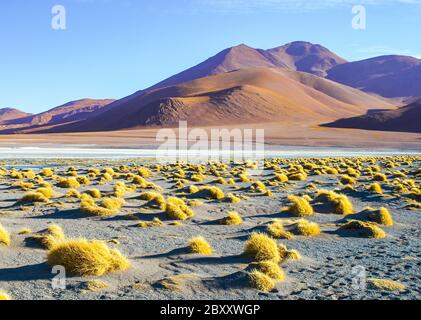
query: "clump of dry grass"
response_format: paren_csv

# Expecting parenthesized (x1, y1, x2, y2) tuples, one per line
(244, 233, 280, 263)
(267, 222, 294, 240)
(220, 211, 243, 225)
(0, 223, 11, 246)
(20, 191, 50, 204)
(248, 270, 276, 292)
(138, 218, 163, 228)
(31, 224, 65, 249)
(18, 228, 32, 235)
(367, 278, 406, 292)
(83, 280, 110, 293)
(225, 193, 241, 204)
(338, 220, 386, 239)
(0, 291, 11, 300)
(66, 189, 81, 198)
(47, 239, 130, 276)
(80, 194, 121, 216)
(340, 175, 356, 185)
(165, 197, 194, 221)
(278, 243, 302, 261)
(287, 196, 314, 217)
(249, 260, 285, 281)
(140, 192, 166, 210)
(188, 236, 213, 255)
(291, 219, 321, 237)
(196, 186, 225, 200)
(57, 177, 81, 189)
(368, 183, 383, 194)
(41, 168, 54, 177)
(366, 207, 394, 226)
(87, 189, 102, 199)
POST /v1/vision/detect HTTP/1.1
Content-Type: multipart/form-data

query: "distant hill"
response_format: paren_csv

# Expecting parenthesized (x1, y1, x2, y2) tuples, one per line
(327, 55, 421, 99)
(40, 67, 394, 133)
(323, 99, 421, 133)
(0, 108, 32, 123)
(0, 99, 115, 133)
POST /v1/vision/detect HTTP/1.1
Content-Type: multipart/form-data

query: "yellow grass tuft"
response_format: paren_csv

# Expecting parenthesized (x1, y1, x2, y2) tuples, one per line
(368, 183, 383, 194)
(20, 191, 50, 203)
(0, 223, 11, 246)
(267, 222, 294, 240)
(332, 195, 354, 215)
(0, 291, 11, 300)
(367, 278, 406, 292)
(367, 207, 394, 226)
(250, 260, 285, 281)
(221, 211, 243, 225)
(188, 236, 213, 255)
(66, 189, 81, 198)
(278, 244, 302, 261)
(225, 193, 241, 203)
(291, 219, 321, 237)
(32, 224, 65, 249)
(138, 218, 163, 228)
(87, 189, 102, 199)
(47, 239, 130, 276)
(339, 220, 386, 239)
(57, 177, 81, 189)
(18, 228, 32, 235)
(248, 270, 276, 292)
(244, 233, 280, 263)
(287, 196, 314, 217)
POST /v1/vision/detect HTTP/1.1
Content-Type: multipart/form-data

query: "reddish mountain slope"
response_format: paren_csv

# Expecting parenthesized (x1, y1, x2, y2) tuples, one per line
(40, 67, 394, 133)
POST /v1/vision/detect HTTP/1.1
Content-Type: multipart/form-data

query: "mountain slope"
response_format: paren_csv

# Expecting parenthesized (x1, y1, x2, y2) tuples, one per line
(327, 55, 421, 99)
(0, 108, 32, 123)
(0, 99, 115, 133)
(323, 99, 421, 133)
(149, 41, 347, 90)
(265, 41, 347, 77)
(40, 67, 394, 133)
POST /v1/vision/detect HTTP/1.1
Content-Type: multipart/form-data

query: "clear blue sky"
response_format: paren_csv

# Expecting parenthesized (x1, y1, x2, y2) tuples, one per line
(1, 0, 420, 113)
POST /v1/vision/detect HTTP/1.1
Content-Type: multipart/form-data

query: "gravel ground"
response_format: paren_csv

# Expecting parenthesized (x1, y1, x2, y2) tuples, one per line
(0, 157, 420, 300)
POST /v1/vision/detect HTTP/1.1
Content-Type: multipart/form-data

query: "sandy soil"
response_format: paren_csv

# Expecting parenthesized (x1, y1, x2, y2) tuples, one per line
(0, 156, 420, 300)
(0, 123, 420, 149)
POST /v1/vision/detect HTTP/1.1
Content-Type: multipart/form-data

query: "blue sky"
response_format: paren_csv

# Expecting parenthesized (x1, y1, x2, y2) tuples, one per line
(1, 0, 420, 113)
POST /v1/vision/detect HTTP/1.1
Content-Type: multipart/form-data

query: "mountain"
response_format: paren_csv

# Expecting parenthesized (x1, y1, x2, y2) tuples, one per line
(150, 41, 347, 89)
(0, 99, 115, 133)
(323, 99, 421, 133)
(0, 108, 32, 123)
(327, 55, 421, 99)
(39, 67, 394, 133)
(265, 41, 347, 77)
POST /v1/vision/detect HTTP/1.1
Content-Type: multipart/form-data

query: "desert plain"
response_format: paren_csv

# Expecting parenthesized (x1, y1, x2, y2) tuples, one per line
(0, 153, 420, 300)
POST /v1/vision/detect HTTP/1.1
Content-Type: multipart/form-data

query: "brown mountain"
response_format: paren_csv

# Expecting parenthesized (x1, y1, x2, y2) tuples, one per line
(40, 67, 394, 133)
(327, 55, 421, 99)
(150, 41, 347, 89)
(265, 41, 347, 77)
(323, 99, 421, 133)
(0, 99, 115, 133)
(0, 108, 32, 123)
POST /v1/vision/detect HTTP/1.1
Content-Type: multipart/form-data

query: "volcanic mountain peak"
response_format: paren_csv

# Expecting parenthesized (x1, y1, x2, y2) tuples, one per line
(266, 41, 348, 77)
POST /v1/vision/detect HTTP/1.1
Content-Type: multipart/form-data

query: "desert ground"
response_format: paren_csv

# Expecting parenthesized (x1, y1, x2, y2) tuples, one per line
(0, 123, 421, 149)
(0, 154, 420, 300)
